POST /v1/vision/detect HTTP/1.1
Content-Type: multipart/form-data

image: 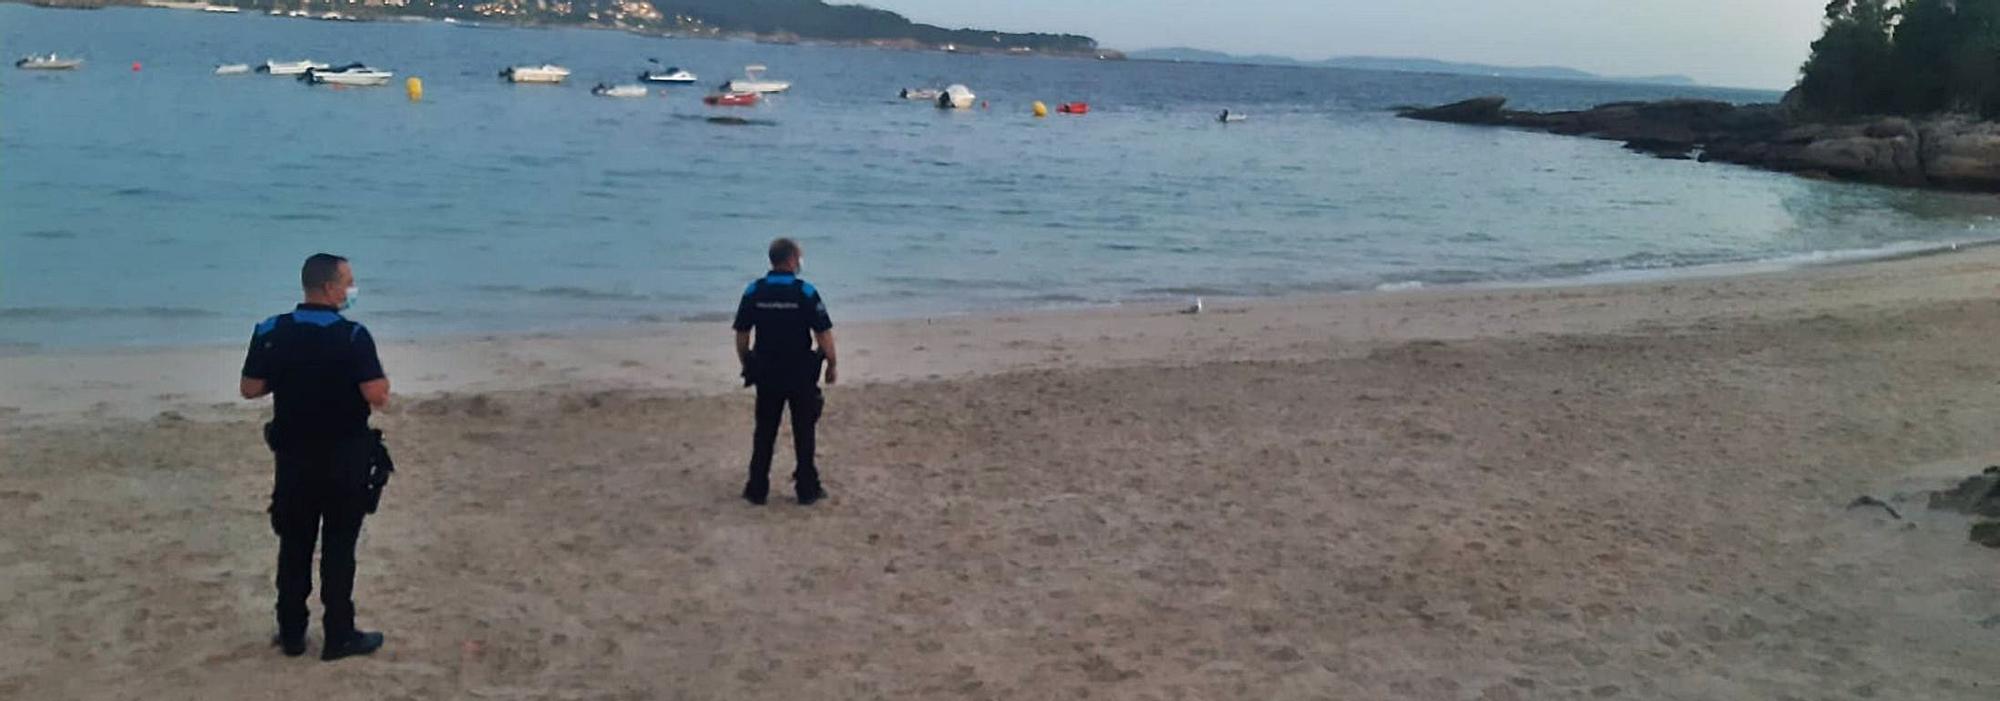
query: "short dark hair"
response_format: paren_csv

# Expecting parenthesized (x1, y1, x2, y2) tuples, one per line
(768, 238, 801, 266)
(302, 253, 348, 290)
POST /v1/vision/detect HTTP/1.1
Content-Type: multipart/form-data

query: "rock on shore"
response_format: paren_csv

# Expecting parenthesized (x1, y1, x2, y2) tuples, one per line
(1398, 96, 2000, 191)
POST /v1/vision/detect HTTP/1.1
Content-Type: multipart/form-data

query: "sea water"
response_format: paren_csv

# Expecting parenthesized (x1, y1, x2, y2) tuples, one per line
(7, 5, 2000, 349)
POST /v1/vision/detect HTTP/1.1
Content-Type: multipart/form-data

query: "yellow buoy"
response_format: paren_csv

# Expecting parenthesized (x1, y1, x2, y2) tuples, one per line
(1032, 101, 1048, 118)
(405, 77, 423, 102)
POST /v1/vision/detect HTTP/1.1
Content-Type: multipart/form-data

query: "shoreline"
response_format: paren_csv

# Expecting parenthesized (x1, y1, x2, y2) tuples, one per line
(9, 230, 1997, 359)
(12, 237, 2000, 426)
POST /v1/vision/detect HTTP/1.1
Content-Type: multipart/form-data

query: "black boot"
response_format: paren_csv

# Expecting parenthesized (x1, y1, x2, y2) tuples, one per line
(271, 632, 307, 658)
(321, 630, 384, 662)
(742, 480, 769, 505)
(796, 482, 827, 506)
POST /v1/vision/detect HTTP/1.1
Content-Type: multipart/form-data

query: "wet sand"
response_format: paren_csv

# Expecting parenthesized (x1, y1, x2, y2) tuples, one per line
(5, 250, 2000, 699)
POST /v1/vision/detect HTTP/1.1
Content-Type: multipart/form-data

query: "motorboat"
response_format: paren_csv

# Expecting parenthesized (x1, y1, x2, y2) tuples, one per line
(214, 63, 251, 75)
(591, 83, 648, 98)
(936, 84, 976, 110)
(640, 66, 698, 84)
(1057, 102, 1090, 115)
(703, 91, 759, 107)
(202, 5, 240, 12)
(721, 65, 790, 94)
(258, 59, 328, 75)
(900, 88, 940, 101)
(1218, 110, 1247, 123)
(301, 63, 393, 86)
(16, 54, 83, 70)
(501, 64, 570, 84)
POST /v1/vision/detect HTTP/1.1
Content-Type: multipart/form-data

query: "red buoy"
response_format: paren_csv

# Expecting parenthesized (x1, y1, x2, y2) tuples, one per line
(131, 61, 142, 72)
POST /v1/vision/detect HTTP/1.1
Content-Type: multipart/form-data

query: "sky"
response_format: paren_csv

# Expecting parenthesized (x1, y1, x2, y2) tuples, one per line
(862, 0, 1829, 90)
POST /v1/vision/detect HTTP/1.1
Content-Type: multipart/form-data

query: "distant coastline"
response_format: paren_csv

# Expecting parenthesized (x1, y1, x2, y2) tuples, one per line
(1128, 47, 1698, 87)
(4, 0, 1123, 60)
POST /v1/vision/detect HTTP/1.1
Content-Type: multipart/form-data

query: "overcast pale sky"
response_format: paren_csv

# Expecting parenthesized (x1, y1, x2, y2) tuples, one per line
(863, 0, 1827, 89)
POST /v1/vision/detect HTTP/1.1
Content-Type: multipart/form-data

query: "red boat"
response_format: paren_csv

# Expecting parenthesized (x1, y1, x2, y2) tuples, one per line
(703, 92, 759, 107)
(1057, 102, 1089, 115)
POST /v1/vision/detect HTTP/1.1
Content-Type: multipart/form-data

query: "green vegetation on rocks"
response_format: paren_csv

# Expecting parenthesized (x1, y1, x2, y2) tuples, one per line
(1799, 1, 2000, 117)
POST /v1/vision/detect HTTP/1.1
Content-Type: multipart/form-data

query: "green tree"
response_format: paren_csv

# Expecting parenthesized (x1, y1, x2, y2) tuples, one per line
(1890, 0, 1957, 114)
(1945, 0, 2000, 115)
(1800, 0, 2000, 117)
(1797, 0, 1899, 117)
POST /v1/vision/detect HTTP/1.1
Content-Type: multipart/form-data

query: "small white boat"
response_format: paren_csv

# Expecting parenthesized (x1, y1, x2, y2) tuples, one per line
(591, 83, 648, 98)
(202, 5, 240, 12)
(258, 59, 328, 75)
(214, 63, 251, 75)
(936, 84, 976, 110)
(501, 64, 570, 84)
(640, 66, 698, 84)
(1218, 110, 1248, 123)
(301, 63, 393, 86)
(15, 54, 83, 70)
(900, 88, 940, 101)
(721, 65, 790, 94)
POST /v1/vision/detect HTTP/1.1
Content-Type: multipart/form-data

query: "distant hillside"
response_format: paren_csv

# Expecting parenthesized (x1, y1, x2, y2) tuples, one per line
(1128, 48, 1697, 87)
(644, 0, 1098, 54)
(48, 0, 1103, 55)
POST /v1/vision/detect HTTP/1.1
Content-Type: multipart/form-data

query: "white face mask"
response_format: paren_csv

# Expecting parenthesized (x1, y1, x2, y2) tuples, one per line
(342, 285, 359, 310)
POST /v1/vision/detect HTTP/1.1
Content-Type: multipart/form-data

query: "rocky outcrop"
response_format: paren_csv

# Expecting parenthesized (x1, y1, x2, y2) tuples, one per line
(1919, 119, 2000, 189)
(1398, 96, 2000, 192)
(1399, 97, 1508, 125)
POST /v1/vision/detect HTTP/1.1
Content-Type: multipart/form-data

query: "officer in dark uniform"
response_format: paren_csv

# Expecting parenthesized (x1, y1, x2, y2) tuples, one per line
(239, 253, 389, 661)
(733, 238, 839, 506)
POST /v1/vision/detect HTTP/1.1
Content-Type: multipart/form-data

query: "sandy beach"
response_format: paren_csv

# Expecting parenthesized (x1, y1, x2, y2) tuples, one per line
(6, 250, 2000, 699)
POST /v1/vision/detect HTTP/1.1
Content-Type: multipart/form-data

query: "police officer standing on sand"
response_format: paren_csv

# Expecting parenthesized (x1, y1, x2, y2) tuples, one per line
(239, 253, 389, 661)
(734, 238, 838, 506)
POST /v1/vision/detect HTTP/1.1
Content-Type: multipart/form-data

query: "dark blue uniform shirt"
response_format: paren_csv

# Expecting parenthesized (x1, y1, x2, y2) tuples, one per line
(242, 304, 385, 449)
(733, 271, 833, 363)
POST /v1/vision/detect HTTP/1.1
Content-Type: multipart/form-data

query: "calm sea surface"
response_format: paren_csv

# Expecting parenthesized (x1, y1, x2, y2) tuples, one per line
(6, 5, 1999, 349)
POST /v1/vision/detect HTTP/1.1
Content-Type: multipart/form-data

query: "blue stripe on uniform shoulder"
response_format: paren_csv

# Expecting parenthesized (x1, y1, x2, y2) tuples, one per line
(743, 279, 762, 296)
(799, 280, 817, 297)
(292, 309, 342, 327)
(254, 315, 280, 337)
(350, 323, 365, 342)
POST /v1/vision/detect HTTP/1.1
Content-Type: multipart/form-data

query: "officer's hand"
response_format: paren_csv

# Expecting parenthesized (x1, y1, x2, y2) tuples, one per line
(824, 365, 839, 386)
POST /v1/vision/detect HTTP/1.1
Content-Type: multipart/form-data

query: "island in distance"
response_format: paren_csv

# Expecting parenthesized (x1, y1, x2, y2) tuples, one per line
(1127, 47, 1698, 86)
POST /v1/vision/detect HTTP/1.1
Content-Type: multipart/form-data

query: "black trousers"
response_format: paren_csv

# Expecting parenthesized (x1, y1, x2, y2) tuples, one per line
(747, 380, 823, 492)
(270, 437, 371, 642)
